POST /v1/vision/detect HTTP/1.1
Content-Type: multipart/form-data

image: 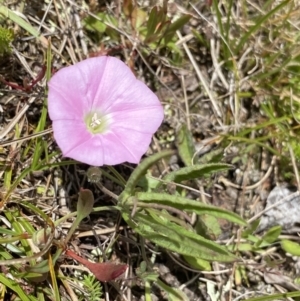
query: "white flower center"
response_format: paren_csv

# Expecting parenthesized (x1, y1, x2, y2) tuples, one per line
(85, 111, 108, 134)
(90, 113, 102, 128)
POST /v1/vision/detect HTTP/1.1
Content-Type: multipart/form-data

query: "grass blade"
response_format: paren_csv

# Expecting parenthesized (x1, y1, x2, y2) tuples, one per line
(235, 0, 290, 53)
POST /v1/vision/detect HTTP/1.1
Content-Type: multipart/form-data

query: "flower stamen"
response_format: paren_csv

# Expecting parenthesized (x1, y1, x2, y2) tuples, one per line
(90, 112, 102, 128)
(85, 111, 107, 134)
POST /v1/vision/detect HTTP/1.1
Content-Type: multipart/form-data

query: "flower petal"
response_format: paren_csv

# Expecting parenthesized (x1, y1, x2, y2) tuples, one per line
(91, 58, 161, 115)
(96, 128, 153, 165)
(51, 119, 98, 159)
(48, 57, 109, 121)
(108, 105, 164, 134)
(53, 119, 155, 166)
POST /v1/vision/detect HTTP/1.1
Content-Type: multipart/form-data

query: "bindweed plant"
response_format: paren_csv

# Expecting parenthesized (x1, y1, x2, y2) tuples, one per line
(0, 152, 247, 300)
(47, 54, 245, 280)
(75, 147, 246, 299)
(3, 0, 300, 300)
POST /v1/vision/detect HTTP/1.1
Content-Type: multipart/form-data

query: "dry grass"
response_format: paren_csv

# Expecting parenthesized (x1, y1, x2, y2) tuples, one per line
(0, 0, 300, 300)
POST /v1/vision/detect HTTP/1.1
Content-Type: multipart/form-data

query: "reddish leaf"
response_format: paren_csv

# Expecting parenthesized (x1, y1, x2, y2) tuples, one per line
(65, 249, 127, 282)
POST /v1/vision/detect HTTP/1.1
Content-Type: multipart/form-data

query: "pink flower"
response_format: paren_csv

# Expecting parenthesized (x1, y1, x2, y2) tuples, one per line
(48, 56, 164, 166)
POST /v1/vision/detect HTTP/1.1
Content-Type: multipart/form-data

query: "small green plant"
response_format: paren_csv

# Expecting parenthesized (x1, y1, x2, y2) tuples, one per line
(0, 26, 13, 54)
(82, 2, 190, 64)
(80, 275, 103, 301)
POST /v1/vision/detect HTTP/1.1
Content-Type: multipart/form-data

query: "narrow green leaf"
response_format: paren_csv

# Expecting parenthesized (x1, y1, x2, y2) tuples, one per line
(130, 7, 148, 30)
(46, 38, 52, 82)
(121, 149, 175, 198)
(197, 148, 223, 164)
(247, 234, 271, 249)
(4, 166, 12, 189)
(16, 270, 47, 281)
(212, 0, 224, 39)
(156, 279, 190, 301)
(164, 15, 192, 45)
(231, 115, 288, 137)
(137, 174, 161, 192)
(227, 243, 253, 252)
(245, 291, 300, 301)
(144, 5, 168, 43)
(0, 6, 39, 37)
(84, 13, 106, 33)
(242, 220, 260, 238)
(49, 254, 60, 301)
(235, 0, 290, 53)
(163, 163, 232, 183)
(184, 255, 211, 271)
(25, 248, 62, 275)
(0, 273, 33, 301)
(124, 212, 238, 262)
(196, 215, 222, 240)
(132, 192, 247, 226)
(281, 240, 300, 257)
(146, 6, 159, 37)
(217, 0, 234, 66)
(24, 258, 50, 274)
(262, 225, 281, 244)
(22, 202, 53, 224)
(3, 165, 33, 202)
(5, 210, 32, 256)
(224, 0, 234, 44)
(176, 124, 195, 166)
